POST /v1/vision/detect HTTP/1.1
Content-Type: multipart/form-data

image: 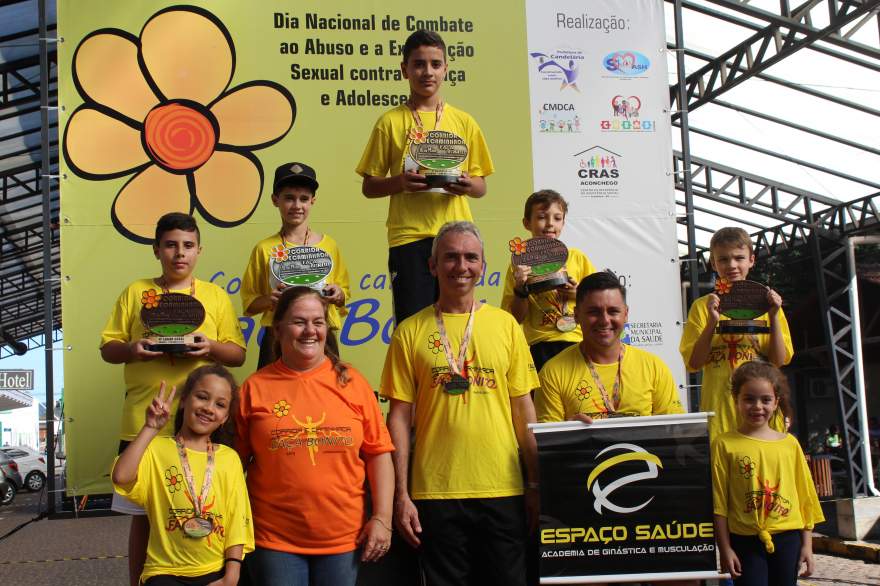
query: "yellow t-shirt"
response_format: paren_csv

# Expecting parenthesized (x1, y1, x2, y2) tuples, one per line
(679, 293, 794, 439)
(240, 232, 351, 331)
(380, 304, 539, 499)
(100, 278, 246, 440)
(712, 432, 824, 544)
(536, 343, 684, 422)
(113, 438, 255, 583)
(501, 247, 597, 345)
(355, 103, 494, 247)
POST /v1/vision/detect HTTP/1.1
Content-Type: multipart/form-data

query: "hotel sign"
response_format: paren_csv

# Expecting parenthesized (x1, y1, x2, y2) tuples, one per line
(0, 370, 34, 391)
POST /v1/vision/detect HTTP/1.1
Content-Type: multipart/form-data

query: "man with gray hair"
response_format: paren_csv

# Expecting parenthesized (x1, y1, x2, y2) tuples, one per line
(381, 221, 540, 586)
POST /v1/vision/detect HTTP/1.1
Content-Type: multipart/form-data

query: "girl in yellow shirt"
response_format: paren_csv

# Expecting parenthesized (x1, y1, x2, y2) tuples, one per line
(113, 365, 254, 585)
(712, 362, 823, 585)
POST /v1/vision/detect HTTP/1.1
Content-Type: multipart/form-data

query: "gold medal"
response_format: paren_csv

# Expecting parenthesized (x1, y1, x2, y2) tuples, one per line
(182, 516, 213, 539)
(175, 437, 215, 540)
(433, 303, 475, 398)
(556, 315, 576, 332)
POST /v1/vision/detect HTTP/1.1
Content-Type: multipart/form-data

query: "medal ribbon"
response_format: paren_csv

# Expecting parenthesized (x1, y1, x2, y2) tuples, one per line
(583, 346, 624, 413)
(408, 99, 444, 131)
(175, 436, 214, 519)
(527, 289, 572, 326)
(545, 289, 570, 317)
(433, 302, 474, 378)
(279, 227, 310, 248)
(156, 277, 195, 297)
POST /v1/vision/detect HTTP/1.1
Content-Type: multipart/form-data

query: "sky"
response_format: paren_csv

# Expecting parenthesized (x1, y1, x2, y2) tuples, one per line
(1, 337, 65, 406)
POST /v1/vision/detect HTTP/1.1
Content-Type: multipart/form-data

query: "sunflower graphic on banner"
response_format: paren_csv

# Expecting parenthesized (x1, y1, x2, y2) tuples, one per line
(62, 5, 296, 243)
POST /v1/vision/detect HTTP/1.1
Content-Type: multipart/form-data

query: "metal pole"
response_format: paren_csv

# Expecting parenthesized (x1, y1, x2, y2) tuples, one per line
(38, 0, 56, 517)
(847, 236, 880, 497)
(673, 0, 701, 410)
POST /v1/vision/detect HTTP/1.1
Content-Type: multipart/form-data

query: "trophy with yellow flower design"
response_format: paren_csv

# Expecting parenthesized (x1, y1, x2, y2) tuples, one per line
(140, 289, 206, 353)
(714, 279, 771, 334)
(269, 245, 333, 294)
(405, 128, 469, 190)
(509, 237, 570, 293)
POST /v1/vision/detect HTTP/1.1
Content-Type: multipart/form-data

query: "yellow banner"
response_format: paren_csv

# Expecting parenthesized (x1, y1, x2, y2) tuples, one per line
(59, 1, 532, 494)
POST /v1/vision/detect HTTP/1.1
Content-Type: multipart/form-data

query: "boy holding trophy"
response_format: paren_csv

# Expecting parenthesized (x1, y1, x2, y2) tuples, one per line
(356, 29, 494, 326)
(679, 227, 793, 439)
(502, 190, 597, 371)
(241, 162, 351, 367)
(99, 212, 246, 586)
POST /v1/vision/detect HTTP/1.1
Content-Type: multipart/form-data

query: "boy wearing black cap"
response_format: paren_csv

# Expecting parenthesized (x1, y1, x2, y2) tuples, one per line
(241, 162, 351, 367)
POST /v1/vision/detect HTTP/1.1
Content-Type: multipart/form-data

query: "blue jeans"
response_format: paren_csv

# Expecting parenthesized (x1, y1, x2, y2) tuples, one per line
(248, 547, 359, 586)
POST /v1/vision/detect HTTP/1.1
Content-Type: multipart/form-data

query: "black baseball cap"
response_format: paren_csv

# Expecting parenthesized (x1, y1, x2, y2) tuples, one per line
(273, 162, 319, 192)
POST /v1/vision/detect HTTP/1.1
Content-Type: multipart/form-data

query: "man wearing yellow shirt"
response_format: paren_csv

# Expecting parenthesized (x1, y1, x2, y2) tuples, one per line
(536, 271, 684, 422)
(382, 221, 539, 586)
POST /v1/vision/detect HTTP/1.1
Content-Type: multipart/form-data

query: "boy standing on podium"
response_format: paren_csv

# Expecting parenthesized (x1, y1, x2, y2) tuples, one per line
(356, 29, 493, 326)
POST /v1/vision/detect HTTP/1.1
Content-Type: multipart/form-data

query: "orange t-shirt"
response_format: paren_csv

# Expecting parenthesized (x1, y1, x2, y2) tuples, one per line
(235, 359, 394, 554)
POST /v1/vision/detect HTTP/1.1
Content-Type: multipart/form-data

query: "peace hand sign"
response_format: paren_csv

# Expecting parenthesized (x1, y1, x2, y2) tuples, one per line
(145, 381, 177, 431)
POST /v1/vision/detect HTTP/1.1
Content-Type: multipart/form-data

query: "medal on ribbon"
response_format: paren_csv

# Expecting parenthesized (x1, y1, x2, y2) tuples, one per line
(433, 303, 475, 396)
(582, 346, 624, 415)
(175, 437, 215, 539)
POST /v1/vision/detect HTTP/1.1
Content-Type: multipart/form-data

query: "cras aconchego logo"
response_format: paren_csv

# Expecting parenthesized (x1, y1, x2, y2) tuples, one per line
(586, 443, 663, 515)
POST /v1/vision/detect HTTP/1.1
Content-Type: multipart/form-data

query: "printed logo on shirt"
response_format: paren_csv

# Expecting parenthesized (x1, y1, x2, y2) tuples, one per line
(165, 466, 185, 494)
(738, 456, 756, 479)
(430, 359, 498, 393)
(709, 334, 761, 371)
(269, 404, 354, 464)
(574, 379, 607, 415)
(432, 362, 499, 391)
(587, 443, 662, 515)
(427, 332, 443, 354)
(426, 331, 499, 393)
(744, 479, 792, 519)
(163, 479, 226, 545)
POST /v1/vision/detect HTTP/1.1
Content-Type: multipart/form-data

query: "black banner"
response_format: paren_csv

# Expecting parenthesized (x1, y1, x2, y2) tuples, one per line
(534, 415, 717, 583)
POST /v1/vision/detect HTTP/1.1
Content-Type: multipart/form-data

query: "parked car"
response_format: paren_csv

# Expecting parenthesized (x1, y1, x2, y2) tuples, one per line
(0, 450, 23, 489)
(0, 456, 18, 505)
(1, 446, 47, 491)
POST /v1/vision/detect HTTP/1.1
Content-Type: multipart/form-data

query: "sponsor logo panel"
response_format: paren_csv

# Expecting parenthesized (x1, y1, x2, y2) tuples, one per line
(537, 102, 582, 134)
(600, 95, 655, 132)
(529, 48, 585, 91)
(573, 146, 621, 198)
(602, 50, 651, 77)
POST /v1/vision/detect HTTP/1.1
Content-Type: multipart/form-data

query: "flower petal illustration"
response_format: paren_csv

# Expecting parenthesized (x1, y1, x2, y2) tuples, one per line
(64, 107, 150, 178)
(63, 6, 296, 245)
(73, 32, 159, 122)
(193, 150, 261, 225)
(140, 8, 233, 105)
(212, 82, 295, 148)
(112, 165, 192, 242)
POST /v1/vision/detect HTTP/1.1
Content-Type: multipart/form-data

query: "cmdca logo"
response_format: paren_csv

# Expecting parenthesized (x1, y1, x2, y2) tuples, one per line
(587, 443, 662, 515)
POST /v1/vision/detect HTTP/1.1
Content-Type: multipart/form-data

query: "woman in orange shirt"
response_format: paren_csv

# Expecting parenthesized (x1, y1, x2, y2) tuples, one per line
(235, 287, 394, 585)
